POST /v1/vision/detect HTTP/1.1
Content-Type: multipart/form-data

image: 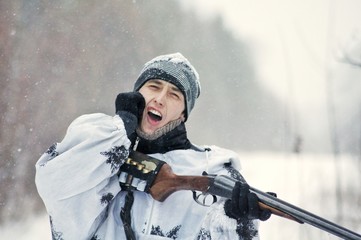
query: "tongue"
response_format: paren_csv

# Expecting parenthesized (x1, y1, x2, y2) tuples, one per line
(148, 111, 162, 122)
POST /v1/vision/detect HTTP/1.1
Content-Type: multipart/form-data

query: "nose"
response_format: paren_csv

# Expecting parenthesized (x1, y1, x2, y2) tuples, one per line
(154, 88, 167, 106)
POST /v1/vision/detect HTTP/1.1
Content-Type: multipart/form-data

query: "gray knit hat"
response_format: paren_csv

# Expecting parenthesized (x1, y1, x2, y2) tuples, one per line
(134, 53, 201, 121)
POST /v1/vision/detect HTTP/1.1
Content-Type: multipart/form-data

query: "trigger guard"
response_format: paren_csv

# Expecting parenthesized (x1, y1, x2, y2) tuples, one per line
(192, 191, 217, 206)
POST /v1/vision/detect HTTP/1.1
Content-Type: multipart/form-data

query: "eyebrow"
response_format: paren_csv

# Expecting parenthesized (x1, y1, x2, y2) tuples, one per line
(148, 79, 182, 93)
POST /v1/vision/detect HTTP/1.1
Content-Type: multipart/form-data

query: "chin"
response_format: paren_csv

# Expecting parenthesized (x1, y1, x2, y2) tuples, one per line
(141, 122, 163, 135)
(140, 126, 156, 135)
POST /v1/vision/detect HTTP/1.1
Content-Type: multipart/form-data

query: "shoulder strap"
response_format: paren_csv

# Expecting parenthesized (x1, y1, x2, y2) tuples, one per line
(120, 190, 136, 240)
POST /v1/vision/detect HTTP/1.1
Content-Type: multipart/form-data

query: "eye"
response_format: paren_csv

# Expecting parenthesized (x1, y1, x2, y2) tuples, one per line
(170, 92, 181, 99)
(148, 84, 159, 90)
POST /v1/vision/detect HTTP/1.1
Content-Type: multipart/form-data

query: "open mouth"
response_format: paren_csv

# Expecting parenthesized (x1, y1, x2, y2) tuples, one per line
(148, 109, 162, 122)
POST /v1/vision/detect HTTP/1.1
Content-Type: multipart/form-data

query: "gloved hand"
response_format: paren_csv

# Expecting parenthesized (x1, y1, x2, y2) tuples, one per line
(115, 92, 145, 137)
(224, 181, 275, 221)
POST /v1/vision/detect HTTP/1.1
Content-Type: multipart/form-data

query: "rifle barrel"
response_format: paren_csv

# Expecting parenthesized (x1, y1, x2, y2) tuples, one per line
(251, 187, 361, 240)
(208, 175, 361, 240)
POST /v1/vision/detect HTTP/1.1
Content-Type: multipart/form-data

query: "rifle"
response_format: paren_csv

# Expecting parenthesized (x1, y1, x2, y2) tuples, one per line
(118, 151, 361, 240)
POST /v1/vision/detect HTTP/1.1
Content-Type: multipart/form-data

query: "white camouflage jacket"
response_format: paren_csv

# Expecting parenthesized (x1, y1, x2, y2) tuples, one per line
(35, 113, 260, 240)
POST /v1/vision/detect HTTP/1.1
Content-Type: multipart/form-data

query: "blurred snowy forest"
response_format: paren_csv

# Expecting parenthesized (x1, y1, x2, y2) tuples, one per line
(0, 0, 361, 238)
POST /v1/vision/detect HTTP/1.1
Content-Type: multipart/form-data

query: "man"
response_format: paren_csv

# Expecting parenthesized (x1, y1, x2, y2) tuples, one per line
(36, 53, 272, 240)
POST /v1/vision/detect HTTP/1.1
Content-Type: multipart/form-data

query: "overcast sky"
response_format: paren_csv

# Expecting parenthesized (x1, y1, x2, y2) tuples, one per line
(181, 0, 361, 153)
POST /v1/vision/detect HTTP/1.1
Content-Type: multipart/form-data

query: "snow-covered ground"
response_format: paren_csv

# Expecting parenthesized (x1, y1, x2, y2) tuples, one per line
(1, 152, 360, 239)
(0, 213, 51, 239)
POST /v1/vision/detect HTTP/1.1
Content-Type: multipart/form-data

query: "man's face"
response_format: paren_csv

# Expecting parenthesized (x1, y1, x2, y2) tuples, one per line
(138, 79, 185, 134)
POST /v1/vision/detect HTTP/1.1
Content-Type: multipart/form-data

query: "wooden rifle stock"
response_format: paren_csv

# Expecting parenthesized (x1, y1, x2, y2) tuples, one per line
(142, 154, 361, 240)
(149, 163, 210, 202)
(149, 162, 300, 223)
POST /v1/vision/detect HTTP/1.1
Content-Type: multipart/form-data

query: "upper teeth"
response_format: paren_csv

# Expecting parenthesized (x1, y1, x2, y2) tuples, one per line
(149, 109, 162, 117)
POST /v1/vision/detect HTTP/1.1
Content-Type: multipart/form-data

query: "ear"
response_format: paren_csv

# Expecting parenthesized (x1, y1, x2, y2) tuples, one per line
(180, 112, 186, 122)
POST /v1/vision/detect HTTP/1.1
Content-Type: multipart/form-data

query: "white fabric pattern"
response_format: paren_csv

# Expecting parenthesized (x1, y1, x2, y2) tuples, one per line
(35, 113, 259, 240)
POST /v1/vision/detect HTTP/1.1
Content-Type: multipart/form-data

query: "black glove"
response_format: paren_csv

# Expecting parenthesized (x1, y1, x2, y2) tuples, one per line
(115, 92, 145, 137)
(224, 181, 275, 221)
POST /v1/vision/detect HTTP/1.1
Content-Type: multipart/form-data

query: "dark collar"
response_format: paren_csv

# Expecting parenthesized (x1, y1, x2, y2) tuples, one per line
(131, 122, 192, 154)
